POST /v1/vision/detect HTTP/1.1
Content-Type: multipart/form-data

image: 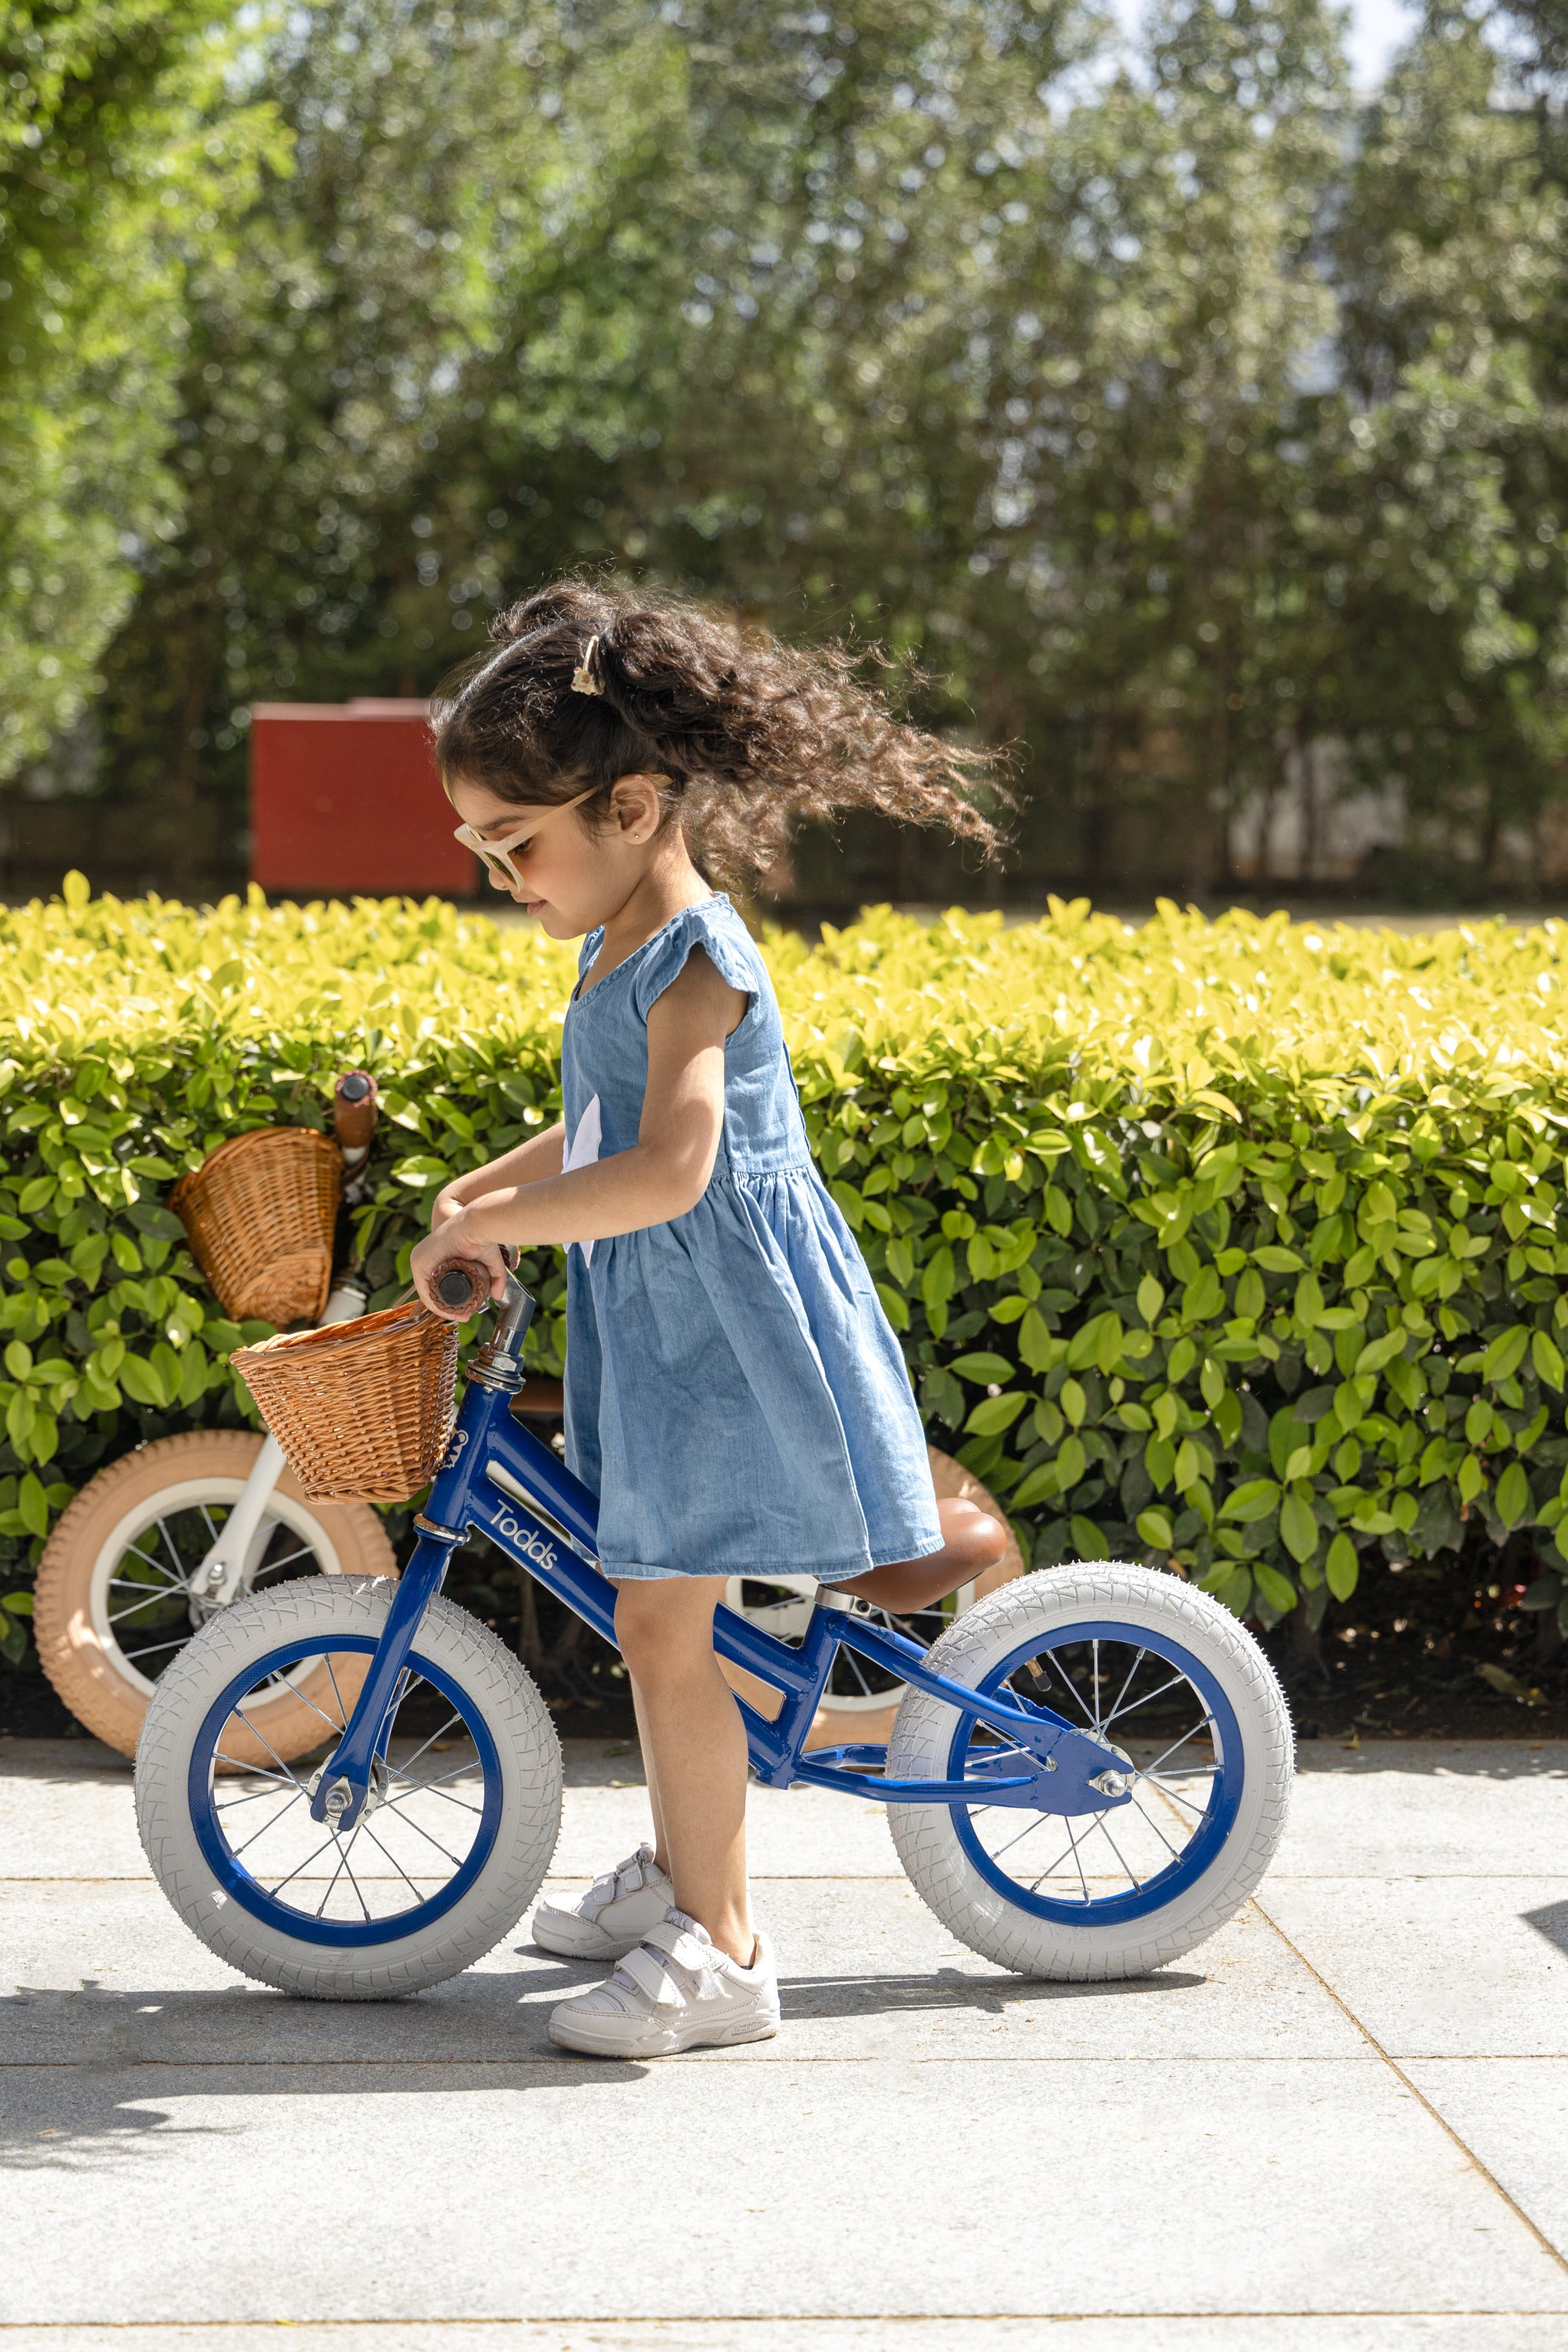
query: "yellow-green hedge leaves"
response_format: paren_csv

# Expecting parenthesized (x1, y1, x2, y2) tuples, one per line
(4, 884, 1568, 1654)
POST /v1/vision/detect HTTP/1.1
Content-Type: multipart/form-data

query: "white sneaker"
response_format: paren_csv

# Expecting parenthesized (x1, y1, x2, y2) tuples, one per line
(530, 1843, 675, 1962)
(548, 1909, 781, 2059)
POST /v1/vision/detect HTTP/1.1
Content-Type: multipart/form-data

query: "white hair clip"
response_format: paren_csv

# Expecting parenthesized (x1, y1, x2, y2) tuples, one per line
(570, 636, 606, 696)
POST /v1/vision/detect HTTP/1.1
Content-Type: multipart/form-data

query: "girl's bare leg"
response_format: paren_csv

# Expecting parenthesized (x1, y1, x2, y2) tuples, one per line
(614, 1577, 754, 1965)
(629, 1680, 668, 1864)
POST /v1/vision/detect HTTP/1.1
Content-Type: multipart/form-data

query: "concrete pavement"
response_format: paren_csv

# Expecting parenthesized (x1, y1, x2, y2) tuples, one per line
(3, 1730, 1566, 2349)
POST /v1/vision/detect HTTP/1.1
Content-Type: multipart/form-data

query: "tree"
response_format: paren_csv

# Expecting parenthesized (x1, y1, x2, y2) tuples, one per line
(0, 1, 276, 780)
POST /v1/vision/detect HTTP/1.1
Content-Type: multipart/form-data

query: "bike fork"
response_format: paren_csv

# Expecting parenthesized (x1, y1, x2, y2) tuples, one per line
(188, 1280, 368, 1607)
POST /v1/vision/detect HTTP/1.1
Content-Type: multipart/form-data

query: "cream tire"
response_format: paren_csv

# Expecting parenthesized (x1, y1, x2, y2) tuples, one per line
(34, 1430, 397, 1762)
(887, 1564, 1295, 1980)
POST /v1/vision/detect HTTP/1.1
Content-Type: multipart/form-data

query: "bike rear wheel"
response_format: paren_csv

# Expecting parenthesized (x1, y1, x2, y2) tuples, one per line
(135, 1576, 561, 1998)
(888, 1564, 1293, 1980)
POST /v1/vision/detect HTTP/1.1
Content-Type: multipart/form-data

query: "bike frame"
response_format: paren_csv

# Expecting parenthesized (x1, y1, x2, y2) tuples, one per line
(305, 1287, 1134, 1838)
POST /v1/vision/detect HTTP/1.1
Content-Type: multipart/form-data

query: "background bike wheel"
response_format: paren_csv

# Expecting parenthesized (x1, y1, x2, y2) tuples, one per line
(34, 1430, 396, 1761)
(721, 1447, 1024, 1748)
(887, 1564, 1293, 1979)
(135, 1575, 562, 1998)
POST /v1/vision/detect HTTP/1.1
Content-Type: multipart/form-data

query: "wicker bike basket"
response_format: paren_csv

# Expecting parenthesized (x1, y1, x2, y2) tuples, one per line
(170, 1128, 342, 1327)
(232, 1297, 464, 1503)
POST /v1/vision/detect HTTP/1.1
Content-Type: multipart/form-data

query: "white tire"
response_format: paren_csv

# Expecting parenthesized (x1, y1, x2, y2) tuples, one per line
(135, 1576, 562, 1999)
(887, 1564, 1293, 1980)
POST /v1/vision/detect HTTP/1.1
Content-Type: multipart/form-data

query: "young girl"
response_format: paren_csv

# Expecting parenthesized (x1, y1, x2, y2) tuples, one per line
(408, 581, 1003, 2058)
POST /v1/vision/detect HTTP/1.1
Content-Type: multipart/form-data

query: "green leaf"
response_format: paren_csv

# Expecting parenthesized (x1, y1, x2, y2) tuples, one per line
(1068, 1514, 1108, 1560)
(1053, 1432, 1086, 1493)
(1481, 1325, 1530, 1383)
(17, 1472, 49, 1538)
(1219, 1478, 1280, 1523)
(1279, 1488, 1319, 1564)
(1253, 1246, 1304, 1273)
(1017, 1306, 1056, 1373)
(1533, 1330, 1565, 1392)
(1325, 1533, 1359, 1601)
(125, 1203, 186, 1239)
(1136, 1507, 1174, 1549)
(1011, 1463, 1062, 1511)
(1253, 1562, 1297, 1614)
(949, 1352, 1015, 1385)
(965, 1391, 1027, 1435)
(1137, 1273, 1165, 1325)
(1496, 1461, 1533, 1530)
(118, 1353, 167, 1409)
(1355, 1329, 1408, 1377)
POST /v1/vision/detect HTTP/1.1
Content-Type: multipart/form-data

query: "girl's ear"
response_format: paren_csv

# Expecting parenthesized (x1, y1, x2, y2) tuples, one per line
(610, 772, 664, 845)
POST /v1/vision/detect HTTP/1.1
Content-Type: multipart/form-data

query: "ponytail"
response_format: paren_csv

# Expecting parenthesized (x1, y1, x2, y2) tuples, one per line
(430, 580, 1005, 890)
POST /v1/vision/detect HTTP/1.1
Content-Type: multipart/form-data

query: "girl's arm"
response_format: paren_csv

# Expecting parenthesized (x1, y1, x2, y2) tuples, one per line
(411, 948, 746, 1311)
(430, 1125, 565, 1234)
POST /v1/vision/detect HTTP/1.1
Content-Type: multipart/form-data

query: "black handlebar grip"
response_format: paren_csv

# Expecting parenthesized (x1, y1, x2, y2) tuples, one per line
(431, 1260, 490, 1316)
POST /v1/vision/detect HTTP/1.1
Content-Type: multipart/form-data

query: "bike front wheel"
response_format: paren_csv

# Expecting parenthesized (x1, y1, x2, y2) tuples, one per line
(887, 1564, 1293, 1980)
(135, 1576, 562, 1998)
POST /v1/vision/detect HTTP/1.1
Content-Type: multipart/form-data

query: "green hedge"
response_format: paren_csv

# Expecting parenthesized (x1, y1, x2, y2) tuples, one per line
(2, 880, 1567, 1674)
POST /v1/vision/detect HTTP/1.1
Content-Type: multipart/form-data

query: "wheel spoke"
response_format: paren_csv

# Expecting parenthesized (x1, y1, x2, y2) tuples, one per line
(1104, 1646, 1146, 1731)
(287, 1680, 352, 1738)
(213, 1754, 300, 1787)
(387, 1756, 477, 1793)
(109, 1560, 185, 1596)
(1126, 1790, 1182, 1862)
(355, 1819, 434, 1904)
(266, 1831, 342, 1899)
(115, 1634, 191, 1661)
(253, 1543, 316, 1578)
(315, 1822, 370, 1920)
(107, 1594, 187, 1627)
(380, 1781, 482, 1820)
(1089, 1809, 1143, 1891)
(1034, 1648, 1098, 1729)
(155, 1518, 193, 1584)
(391, 1708, 464, 1782)
(323, 1655, 348, 1730)
(1141, 1718, 1214, 1780)
(1101, 1669, 1190, 1731)
(228, 1705, 308, 1785)
(118, 1539, 185, 1581)
(229, 1785, 309, 1858)
(372, 1803, 466, 1871)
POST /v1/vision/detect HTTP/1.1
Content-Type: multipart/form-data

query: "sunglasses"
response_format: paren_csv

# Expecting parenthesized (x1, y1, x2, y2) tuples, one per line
(453, 788, 595, 890)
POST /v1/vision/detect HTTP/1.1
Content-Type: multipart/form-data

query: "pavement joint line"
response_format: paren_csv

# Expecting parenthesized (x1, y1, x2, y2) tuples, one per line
(1246, 1892, 1568, 2279)
(4, 2314, 1568, 2329)
(0, 2053, 1434, 2071)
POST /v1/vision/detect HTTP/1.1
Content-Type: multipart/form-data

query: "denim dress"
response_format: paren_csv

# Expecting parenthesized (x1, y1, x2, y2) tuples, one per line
(560, 894, 942, 1581)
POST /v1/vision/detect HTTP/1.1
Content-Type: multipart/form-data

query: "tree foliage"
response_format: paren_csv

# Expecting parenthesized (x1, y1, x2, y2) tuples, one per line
(0, 1, 279, 781)
(9, 0, 1568, 896)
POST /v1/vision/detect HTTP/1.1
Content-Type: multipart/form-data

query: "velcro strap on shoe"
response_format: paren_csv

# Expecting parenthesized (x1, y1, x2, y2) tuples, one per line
(616, 1943, 688, 2008)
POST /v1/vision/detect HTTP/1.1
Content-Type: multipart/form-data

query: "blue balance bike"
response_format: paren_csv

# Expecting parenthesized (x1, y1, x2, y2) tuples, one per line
(135, 1267, 1293, 1995)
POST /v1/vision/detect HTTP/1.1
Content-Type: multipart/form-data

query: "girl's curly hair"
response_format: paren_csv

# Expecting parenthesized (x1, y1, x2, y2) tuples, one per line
(428, 580, 1005, 891)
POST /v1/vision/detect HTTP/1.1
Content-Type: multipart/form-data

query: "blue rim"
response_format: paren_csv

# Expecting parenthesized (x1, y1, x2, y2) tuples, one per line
(949, 1617, 1243, 1926)
(188, 1635, 503, 1949)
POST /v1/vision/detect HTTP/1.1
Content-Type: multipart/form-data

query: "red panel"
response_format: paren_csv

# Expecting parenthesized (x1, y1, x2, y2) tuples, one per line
(249, 702, 478, 896)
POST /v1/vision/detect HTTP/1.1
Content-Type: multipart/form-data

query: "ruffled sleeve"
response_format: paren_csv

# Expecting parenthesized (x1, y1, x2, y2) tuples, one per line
(632, 897, 759, 1024)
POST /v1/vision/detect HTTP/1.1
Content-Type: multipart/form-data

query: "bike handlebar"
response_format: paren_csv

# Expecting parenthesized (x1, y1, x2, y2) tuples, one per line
(431, 1260, 490, 1316)
(332, 1071, 379, 1154)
